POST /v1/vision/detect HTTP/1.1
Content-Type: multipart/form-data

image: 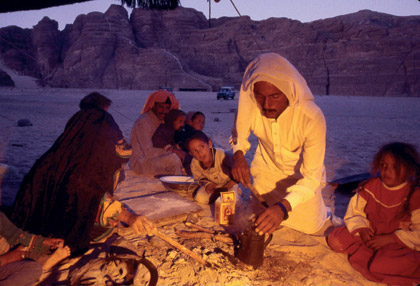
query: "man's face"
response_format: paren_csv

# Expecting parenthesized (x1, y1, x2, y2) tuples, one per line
(152, 102, 171, 121)
(254, 81, 289, 119)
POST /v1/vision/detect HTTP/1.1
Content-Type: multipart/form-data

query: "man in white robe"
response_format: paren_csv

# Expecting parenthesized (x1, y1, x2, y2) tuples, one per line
(231, 53, 328, 235)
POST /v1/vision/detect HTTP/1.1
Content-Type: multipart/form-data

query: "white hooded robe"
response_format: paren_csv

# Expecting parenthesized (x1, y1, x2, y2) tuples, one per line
(232, 53, 327, 234)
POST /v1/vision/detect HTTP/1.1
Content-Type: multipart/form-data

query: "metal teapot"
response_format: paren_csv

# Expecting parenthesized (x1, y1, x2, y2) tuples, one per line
(234, 226, 272, 269)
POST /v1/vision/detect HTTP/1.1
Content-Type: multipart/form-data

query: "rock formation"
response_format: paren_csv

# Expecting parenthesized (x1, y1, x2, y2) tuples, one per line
(0, 69, 14, 86)
(0, 5, 419, 96)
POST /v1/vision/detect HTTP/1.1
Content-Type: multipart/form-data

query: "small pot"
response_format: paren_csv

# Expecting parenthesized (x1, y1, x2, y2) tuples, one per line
(234, 226, 272, 269)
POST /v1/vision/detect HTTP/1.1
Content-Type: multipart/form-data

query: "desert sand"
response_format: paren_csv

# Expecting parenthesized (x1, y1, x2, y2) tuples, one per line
(1, 86, 420, 285)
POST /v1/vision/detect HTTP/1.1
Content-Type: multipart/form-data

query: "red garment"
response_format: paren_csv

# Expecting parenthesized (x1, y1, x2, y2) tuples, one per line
(141, 90, 180, 114)
(328, 178, 420, 285)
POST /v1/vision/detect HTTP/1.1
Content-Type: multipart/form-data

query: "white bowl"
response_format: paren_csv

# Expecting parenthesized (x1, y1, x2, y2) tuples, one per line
(160, 176, 199, 196)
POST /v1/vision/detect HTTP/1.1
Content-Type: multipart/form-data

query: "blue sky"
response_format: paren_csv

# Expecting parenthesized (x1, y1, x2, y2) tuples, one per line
(0, 0, 419, 30)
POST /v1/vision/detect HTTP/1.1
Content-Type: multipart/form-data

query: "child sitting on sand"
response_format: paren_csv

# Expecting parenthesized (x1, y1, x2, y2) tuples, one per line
(186, 111, 206, 132)
(185, 130, 239, 204)
(327, 142, 420, 285)
(152, 109, 187, 150)
(152, 109, 188, 173)
(174, 111, 206, 175)
(0, 211, 70, 286)
(175, 111, 206, 148)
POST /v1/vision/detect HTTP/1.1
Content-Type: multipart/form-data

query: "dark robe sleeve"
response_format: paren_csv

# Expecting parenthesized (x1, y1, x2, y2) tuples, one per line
(152, 124, 176, 149)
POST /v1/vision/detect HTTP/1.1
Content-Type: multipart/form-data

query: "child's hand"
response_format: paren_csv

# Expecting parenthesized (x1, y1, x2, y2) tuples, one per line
(205, 183, 217, 194)
(365, 234, 395, 250)
(358, 228, 373, 243)
(42, 238, 65, 249)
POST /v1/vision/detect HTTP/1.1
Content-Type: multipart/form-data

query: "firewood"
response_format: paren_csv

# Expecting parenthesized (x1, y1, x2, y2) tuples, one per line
(154, 230, 211, 267)
(248, 184, 268, 207)
(184, 222, 216, 234)
(176, 229, 234, 244)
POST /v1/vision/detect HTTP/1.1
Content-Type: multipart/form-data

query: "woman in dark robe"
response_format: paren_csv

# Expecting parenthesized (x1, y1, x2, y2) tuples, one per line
(10, 92, 154, 255)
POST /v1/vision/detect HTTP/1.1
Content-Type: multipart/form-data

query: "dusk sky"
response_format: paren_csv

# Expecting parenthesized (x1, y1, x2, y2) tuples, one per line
(0, 0, 419, 30)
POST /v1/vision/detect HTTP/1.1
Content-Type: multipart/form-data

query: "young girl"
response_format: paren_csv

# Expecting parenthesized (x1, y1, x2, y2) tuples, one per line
(327, 142, 420, 285)
(187, 111, 206, 131)
(152, 109, 186, 150)
(152, 109, 188, 173)
(175, 111, 206, 175)
(175, 111, 206, 148)
(185, 130, 239, 204)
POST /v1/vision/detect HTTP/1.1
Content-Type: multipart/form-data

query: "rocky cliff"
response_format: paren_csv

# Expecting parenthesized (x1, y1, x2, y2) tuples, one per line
(0, 5, 419, 96)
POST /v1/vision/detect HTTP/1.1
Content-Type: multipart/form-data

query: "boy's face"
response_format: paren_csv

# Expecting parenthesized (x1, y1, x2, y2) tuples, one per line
(380, 153, 408, 187)
(188, 138, 213, 167)
(173, 115, 186, 131)
(191, 114, 205, 131)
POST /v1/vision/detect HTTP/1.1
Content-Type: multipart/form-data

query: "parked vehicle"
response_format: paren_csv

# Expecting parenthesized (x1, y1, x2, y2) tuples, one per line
(217, 87, 235, 100)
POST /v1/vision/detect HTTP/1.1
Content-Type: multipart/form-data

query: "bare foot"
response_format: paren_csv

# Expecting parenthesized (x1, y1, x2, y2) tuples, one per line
(42, 245, 71, 272)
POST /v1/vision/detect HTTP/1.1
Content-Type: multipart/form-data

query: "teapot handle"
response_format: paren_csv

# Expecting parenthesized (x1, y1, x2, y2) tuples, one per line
(264, 233, 273, 249)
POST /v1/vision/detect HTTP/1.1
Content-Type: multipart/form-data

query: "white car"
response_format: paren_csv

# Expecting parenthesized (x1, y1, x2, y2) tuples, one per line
(217, 87, 235, 100)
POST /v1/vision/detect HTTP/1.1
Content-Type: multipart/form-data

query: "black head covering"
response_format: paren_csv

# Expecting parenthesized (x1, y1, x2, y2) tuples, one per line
(11, 95, 127, 253)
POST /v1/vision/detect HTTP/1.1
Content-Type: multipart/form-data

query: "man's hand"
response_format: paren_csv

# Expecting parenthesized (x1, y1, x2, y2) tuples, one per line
(365, 234, 395, 250)
(255, 200, 291, 236)
(42, 238, 64, 249)
(232, 151, 251, 186)
(130, 215, 157, 236)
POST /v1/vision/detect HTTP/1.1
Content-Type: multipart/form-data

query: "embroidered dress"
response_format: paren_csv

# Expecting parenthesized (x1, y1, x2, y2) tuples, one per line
(328, 177, 420, 285)
(0, 212, 45, 286)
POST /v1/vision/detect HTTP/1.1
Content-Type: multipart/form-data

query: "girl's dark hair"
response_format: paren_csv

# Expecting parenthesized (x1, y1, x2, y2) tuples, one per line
(79, 92, 112, 110)
(371, 142, 420, 214)
(184, 130, 210, 151)
(164, 109, 186, 126)
(191, 111, 205, 121)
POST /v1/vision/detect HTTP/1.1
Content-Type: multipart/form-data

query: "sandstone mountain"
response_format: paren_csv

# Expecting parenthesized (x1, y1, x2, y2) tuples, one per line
(0, 5, 419, 96)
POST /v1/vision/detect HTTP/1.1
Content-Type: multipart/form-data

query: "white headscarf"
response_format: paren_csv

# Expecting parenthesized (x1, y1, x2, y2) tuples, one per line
(233, 53, 318, 154)
(240, 53, 313, 107)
